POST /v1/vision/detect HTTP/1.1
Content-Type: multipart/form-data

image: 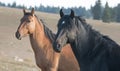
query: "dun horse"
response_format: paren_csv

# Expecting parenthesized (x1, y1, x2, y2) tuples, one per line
(54, 9, 120, 71)
(15, 8, 79, 71)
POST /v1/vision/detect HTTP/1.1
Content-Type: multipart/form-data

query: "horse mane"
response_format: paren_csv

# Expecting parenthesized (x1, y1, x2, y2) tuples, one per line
(76, 16, 101, 37)
(35, 15, 55, 44)
(77, 16, 119, 47)
(77, 16, 92, 29)
(74, 16, 120, 58)
(41, 19, 56, 44)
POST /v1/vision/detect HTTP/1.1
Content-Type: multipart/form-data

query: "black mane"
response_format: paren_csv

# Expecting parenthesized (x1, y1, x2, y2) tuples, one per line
(35, 15, 55, 44)
(40, 19, 55, 44)
(77, 16, 120, 55)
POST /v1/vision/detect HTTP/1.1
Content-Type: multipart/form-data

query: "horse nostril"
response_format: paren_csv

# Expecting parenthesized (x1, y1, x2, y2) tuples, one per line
(53, 41, 61, 52)
(57, 43, 61, 49)
(56, 43, 61, 52)
(15, 31, 21, 40)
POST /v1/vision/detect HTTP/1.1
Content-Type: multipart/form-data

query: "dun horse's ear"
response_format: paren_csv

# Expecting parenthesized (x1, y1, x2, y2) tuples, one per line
(70, 9, 75, 19)
(60, 9, 64, 17)
(23, 8, 26, 15)
(31, 8, 35, 16)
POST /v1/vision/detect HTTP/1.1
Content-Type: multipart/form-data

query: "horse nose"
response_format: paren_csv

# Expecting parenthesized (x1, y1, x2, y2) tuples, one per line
(53, 40, 61, 52)
(15, 31, 21, 40)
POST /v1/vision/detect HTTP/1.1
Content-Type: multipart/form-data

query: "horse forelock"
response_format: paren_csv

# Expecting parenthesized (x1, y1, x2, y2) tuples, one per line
(24, 13, 33, 16)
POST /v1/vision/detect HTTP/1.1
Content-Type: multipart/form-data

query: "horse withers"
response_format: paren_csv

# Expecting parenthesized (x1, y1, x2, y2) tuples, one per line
(15, 8, 79, 71)
(54, 9, 120, 71)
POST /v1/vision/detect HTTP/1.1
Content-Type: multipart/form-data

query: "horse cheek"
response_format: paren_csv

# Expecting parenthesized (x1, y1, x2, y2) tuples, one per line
(28, 23, 35, 34)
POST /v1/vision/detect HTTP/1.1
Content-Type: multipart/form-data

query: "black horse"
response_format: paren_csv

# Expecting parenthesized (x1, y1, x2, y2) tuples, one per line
(54, 9, 120, 71)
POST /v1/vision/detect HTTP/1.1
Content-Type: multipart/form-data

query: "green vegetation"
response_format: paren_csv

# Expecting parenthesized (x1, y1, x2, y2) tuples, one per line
(0, 1, 120, 23)
(102, 2, 111, 23)
(91, 0, 102, 20)
(116, 4, 120, 22)
(0, 1, 92, 18)
(91, 0, 120, 23)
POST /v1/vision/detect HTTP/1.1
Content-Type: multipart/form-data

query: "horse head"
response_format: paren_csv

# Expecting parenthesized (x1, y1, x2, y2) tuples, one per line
(15, 8, 36, 40)
(54, 9, 79, 52)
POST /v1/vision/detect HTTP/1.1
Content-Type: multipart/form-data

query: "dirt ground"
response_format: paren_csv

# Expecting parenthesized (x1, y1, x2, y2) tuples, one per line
(0, 7, 120, 71)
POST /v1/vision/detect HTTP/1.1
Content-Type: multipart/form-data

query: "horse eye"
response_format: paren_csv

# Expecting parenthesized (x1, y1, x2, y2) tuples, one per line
(26, 20, 30, 22)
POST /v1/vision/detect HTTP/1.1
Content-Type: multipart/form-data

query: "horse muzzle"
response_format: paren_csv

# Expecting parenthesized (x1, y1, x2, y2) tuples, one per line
(15, 31, 21, 40)
(53, 42, 62, 53)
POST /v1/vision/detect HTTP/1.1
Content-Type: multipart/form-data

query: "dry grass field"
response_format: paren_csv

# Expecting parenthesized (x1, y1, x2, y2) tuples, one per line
(0, 7, 120, 71)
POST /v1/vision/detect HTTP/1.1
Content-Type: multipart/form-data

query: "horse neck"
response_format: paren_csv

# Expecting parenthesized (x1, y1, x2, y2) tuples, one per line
(29, 17, 54, 58)
(29, 17, 60, 69)
(72, 23, 95, 58)
(74, 24, 103, 64)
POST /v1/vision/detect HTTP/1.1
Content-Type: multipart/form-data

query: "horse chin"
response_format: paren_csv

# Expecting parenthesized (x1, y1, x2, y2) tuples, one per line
(17, 37, 22, 40)
(17, 34, 28, 40)
(16, 35, 22, 40)
(55, 47, 61, 53)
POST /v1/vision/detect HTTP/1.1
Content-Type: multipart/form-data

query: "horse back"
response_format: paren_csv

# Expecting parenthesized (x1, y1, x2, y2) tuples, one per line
(102, 36, 120, 71)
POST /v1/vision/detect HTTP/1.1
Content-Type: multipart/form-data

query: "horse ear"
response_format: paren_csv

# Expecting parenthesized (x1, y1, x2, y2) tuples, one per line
(31, 8, 35, 16)
(70, 9, 74, 19)
(23, 8, 26, 15)
(60, 9, 64, 17)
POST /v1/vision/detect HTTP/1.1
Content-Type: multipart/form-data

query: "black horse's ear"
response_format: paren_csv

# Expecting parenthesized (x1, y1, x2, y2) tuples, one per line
(60, 9, 64, 17)
(70, 9, 74, 19)
(31, 8, 35, 16)
(23, 8, 26, 15)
